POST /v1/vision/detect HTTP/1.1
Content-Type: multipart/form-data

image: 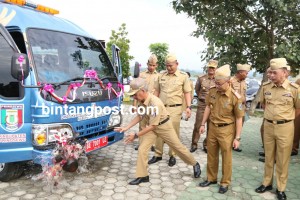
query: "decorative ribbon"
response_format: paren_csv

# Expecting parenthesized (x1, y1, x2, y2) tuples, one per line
(18, 55, 25, 85)
(41, 69, 123, 104)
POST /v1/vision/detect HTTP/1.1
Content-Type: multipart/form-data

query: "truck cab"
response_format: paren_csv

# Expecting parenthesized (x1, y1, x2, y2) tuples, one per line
(0, 0, 124, 181)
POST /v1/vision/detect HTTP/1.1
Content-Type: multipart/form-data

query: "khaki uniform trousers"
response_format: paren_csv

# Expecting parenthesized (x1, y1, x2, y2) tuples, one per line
(292, 116, 300, 153)
(260, 119, 265, 148)
(136, 120, 197, 177)
(154, 106, 182, 157)
(263, 120, 294, 191)
(207, 122, 234, 186)
(191, 101, 209, 148)
(138, 117, 147, 144)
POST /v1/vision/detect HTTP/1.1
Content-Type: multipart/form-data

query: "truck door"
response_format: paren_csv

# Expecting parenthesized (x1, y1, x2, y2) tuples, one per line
(0, 24, 32, 163)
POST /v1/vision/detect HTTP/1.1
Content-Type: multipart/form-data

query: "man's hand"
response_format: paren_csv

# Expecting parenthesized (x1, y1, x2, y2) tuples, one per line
(124, 133, 136, 144)
(199, 125, 205, 134)
(114, 126, 127, 133)
(233, 139, 240, 149)
(186, 108, 192, 118)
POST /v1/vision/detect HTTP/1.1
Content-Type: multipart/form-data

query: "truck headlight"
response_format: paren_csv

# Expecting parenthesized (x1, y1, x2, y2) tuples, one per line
(107, 113, 122, 129)
(32, 123, 73, 147)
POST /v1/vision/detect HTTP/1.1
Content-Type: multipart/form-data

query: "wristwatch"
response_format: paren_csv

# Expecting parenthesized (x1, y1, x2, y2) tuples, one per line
(235, 137, 241, 141)
(134, 132, 139, 139)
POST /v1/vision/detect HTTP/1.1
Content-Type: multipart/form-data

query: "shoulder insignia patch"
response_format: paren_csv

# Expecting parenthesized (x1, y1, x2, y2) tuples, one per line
(290, 82, 299, 89)
(231, 89, 241, 99)
(263, 81, 271, 86)
(180, 71, 187, 75)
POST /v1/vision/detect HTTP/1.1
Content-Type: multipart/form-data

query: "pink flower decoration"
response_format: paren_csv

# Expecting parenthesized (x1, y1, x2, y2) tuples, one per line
(43, 84, 54, 93)
(107, 82, 112, 89)
(18, 55, 24, 63)
(84, 70, 98, 79)
(70, 82, 81, 89)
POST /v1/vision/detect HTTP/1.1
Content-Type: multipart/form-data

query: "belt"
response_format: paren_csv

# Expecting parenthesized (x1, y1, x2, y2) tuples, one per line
(265, 119, 292, 125)
(164, 104, 182, 107)
(198, 98, 205, 103)
(212, 122, 234, 127)
(158, 117, 169, 126)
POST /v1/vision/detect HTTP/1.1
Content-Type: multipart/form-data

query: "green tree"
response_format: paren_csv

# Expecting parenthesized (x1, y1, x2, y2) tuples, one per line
(149, 43, 169, 72)
(106, 23, 134, 78)
(171, 0, 300, 74)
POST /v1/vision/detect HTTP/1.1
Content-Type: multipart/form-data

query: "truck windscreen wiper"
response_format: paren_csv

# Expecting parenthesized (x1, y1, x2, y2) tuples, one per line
(53, 76, 84, 88)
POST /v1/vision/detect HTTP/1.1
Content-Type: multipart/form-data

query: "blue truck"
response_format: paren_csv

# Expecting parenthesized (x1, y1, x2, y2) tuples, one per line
(0, 0, 124, 181)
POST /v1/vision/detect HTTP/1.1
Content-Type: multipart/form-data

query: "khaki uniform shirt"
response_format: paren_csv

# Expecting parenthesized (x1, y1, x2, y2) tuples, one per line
(155, 70, 191, 105)
(140, 70, 159, 94)
(231, 76, 247, 102)
(195, 74, 215, 101)
(260, 79, 300, 120)
(139, 93, 169, 126)
(206, 87, 244, 124)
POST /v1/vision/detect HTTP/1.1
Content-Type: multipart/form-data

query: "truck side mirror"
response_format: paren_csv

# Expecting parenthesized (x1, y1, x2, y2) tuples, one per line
(11, 53, 29, 81)
(133, 61, 140, 78)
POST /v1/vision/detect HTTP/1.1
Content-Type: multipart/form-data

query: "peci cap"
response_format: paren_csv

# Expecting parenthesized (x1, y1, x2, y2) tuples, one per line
(215, 64, 231, 80)
(165, 53, 177, 63)
(148, 54, 158, 64)
(207, 60, 218, 68)
(237, 64, 251, 71)
(126, 78, 146, 96)
(270, 58, 289, 70)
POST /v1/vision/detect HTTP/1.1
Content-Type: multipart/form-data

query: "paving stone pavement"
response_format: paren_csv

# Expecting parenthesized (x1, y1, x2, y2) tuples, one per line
(0, 107, 300, 200)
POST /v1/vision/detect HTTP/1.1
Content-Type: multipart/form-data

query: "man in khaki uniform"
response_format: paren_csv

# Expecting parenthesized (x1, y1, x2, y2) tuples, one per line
(255, 58, 300, 200)
(198, 64, 244, 194)
(190, 60, 217, 153)
(292, 78, 300, 156)
(230, 63, 251, 152)
(132, 54, 159, 151)
(114, 78, 201, 185)
(148, 53, 192, 167)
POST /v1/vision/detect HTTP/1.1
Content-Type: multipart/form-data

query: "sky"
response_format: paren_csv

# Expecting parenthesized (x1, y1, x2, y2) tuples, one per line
(37, 0, 207, 72)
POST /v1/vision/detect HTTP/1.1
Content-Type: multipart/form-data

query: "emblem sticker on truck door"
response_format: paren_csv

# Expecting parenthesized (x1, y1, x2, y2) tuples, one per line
(0, 104, 24, 132)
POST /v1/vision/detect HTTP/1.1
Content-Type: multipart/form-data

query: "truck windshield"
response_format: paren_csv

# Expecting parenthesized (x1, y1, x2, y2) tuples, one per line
(27, 29, 115, 83)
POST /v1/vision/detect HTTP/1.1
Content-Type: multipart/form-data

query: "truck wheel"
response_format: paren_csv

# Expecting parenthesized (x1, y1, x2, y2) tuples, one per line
(0, 162, 24, 182)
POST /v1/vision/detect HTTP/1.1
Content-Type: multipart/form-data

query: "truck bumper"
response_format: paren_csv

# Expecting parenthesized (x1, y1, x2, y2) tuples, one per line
(32, 130, 124, 165)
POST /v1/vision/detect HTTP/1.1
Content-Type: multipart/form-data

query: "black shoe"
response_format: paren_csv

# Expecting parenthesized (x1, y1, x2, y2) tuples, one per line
(190, 146, 197, 153)
(218, 186, 228, 194)
(134, 145, 139, 151)
(203, 147, 207, 153)
(151, 146, 155, 152)
(129, 176, 149, 185)
(291, 151, 298, 156)
(193, 162, 201, 178)
(258, 158, 265, 162)
(199, 180, 217, 187)
(276, 189, 287, 200)
(148, 156, 162, 164)
(168, 156, 176, 167)
(259, 152, 265, 157)
(255, 185, 273, 193)
(233, 147, 242, 152)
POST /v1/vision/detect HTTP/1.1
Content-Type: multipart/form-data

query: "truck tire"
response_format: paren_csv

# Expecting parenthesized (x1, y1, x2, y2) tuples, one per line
(0, 162, 24, 182)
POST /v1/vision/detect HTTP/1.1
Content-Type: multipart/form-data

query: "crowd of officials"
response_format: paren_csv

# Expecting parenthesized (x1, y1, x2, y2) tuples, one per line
(114, 54, 300, 200)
